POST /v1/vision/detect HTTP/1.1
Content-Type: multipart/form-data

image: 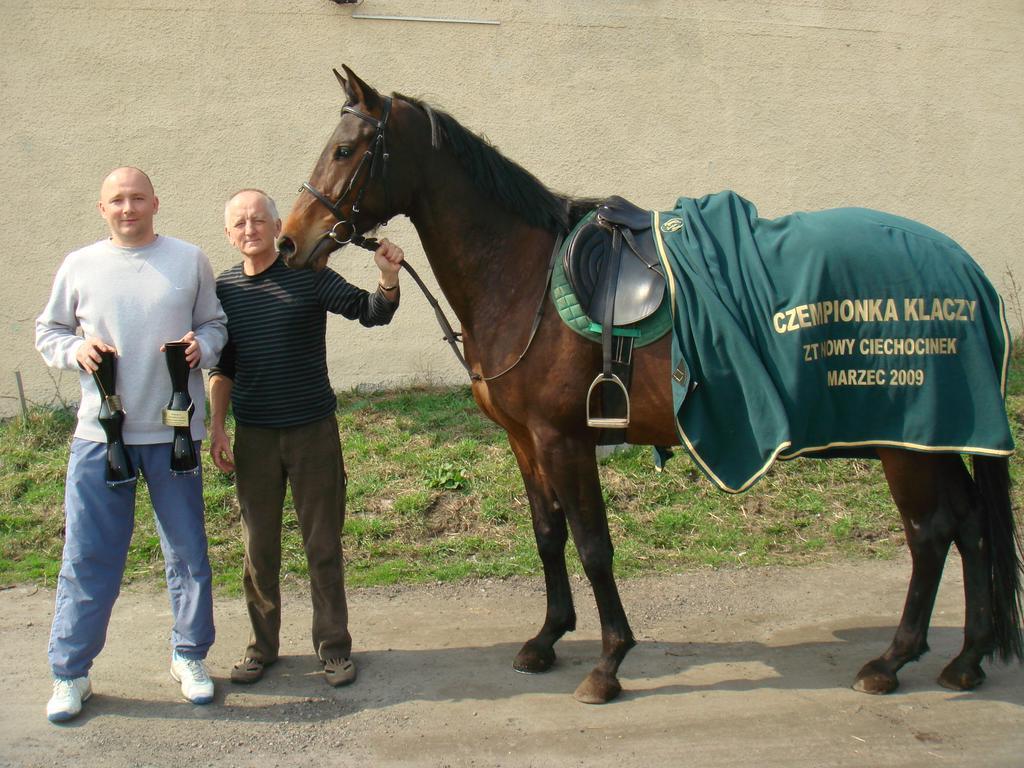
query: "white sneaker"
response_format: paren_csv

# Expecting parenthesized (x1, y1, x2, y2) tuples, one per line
(47, 676, 92, 722)
(170, 652, 214, 704)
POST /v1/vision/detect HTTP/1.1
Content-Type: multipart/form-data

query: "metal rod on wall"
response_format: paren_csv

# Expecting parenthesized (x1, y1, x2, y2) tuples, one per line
(352, 14, 500, 25)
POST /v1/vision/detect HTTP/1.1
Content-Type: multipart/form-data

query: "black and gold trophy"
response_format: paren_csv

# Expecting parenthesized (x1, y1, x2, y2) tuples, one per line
(162, 341, 199, 475)
(92, 350, 137, 487)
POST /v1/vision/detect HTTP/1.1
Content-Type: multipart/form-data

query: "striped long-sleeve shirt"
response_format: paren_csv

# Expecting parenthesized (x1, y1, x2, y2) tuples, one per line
(212, 257, 398, 428)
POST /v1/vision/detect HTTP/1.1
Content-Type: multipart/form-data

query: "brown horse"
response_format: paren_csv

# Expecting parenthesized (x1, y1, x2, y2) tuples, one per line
(277, 66, 1023, 704)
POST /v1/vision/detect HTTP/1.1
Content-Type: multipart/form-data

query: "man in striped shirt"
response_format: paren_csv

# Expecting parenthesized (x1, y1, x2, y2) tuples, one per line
(209, 188, 402, 687)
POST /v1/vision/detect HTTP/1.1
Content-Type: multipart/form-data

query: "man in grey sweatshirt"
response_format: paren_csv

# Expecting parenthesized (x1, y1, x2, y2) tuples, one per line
(35, 167, 228, 722)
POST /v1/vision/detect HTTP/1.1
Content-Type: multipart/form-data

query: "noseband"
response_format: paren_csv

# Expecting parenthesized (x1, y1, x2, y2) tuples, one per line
(302, 96, 392, 248)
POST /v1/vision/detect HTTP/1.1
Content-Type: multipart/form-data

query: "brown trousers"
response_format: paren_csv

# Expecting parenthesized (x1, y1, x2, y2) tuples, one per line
(234, 414, 351, 663)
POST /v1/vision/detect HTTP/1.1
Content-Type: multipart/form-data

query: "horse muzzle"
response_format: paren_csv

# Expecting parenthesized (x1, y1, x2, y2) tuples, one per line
(277, 232, 341, 271)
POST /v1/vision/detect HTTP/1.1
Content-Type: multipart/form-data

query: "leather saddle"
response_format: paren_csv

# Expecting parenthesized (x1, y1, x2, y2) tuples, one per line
(563, 196, 667, 430)
(563, 196, 665, 326)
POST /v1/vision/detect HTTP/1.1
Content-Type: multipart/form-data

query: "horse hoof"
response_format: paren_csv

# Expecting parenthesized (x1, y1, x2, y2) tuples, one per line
(573, 670, 622, 704)
(853, 661, 899, 695)
(513, 641, 555, 674)
(938, 663, 985, 691)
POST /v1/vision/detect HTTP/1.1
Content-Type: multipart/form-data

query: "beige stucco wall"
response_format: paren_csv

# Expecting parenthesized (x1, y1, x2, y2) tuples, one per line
(2, 0, 1022, 415)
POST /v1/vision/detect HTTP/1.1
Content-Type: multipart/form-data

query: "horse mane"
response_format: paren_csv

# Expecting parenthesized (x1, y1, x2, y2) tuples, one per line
(395, 93, 597, 232)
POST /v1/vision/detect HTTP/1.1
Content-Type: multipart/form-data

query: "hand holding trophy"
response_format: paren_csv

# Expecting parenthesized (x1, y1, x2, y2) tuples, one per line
(91, 350, 137, 487)
(162, 341, 200, 475)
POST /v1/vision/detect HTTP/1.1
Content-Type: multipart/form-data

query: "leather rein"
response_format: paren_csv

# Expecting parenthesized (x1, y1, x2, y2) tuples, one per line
(298, 97, 562, 384)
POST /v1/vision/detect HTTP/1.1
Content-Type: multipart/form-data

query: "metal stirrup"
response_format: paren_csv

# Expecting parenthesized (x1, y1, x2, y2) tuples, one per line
(586, 372, 630, 428)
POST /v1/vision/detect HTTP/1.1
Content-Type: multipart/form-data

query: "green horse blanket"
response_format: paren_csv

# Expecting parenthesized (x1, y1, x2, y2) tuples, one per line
(651, 191, 1013, 493)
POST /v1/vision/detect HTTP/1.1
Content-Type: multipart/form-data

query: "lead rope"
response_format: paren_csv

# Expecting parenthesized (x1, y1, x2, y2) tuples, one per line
(352, 232, 564, 383)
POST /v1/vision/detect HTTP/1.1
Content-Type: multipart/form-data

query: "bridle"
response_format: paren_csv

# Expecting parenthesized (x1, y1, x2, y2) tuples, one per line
(301, 96, 393, 250)
(295, 93, 562, 384)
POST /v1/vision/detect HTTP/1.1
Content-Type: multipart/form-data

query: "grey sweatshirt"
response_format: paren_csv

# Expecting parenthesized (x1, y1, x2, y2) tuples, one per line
(35, 235, 228, 444)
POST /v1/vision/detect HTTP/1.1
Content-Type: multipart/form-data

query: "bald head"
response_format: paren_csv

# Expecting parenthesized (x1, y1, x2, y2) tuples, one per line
(97, 166, 159, 247)
(101, 166, 154, 197)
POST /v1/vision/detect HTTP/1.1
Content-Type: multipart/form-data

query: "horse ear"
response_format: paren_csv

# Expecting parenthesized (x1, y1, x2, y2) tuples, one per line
(340, 64, 379, 108)
(333, 68, 348, 92)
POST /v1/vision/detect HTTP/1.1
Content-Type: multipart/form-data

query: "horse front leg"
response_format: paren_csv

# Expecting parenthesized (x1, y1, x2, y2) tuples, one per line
(539, 431, 635, 704)
(507, 434, 577, 674)
(855, 450, 958, 693)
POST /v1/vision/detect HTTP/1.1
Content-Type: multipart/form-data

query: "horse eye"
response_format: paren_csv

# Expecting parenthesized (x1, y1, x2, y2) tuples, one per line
(334, 145, 352, 160)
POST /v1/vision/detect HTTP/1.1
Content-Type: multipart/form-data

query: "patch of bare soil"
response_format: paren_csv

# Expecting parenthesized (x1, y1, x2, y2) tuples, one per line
(2, 553, 1022, 767)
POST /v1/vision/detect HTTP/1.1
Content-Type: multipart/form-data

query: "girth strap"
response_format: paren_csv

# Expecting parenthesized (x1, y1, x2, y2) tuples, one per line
(601, 228, 623, 381)
(586, 225, 631, 430)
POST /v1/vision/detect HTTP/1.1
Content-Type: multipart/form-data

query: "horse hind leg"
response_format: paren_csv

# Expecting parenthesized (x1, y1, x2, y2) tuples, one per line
(507, 434, 577, 674)
(936, 468, 991, 691)
(854, 450, 961, 694)
(938, 455, 1023, 691)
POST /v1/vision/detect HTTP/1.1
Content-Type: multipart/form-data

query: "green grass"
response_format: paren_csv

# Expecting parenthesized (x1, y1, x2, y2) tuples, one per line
(3, 349, 1023, 592)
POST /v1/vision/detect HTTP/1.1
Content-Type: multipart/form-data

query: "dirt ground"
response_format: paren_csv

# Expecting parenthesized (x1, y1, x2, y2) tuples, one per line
(2, 554, 1022, 768)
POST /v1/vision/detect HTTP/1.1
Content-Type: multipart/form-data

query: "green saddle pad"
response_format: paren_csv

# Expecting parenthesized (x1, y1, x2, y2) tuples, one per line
(551, 211, 671, 347)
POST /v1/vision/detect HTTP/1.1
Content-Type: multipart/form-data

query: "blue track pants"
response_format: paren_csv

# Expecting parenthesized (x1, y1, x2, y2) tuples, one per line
(48, 438, 214, 679)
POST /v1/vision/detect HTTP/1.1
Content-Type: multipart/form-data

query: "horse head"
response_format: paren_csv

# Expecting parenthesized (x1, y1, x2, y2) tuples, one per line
(278, 66, 396, 271)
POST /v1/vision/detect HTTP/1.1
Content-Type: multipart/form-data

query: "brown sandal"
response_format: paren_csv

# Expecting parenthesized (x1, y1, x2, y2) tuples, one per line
(230, 657, 267, 684)
(323, 657, 357, 687)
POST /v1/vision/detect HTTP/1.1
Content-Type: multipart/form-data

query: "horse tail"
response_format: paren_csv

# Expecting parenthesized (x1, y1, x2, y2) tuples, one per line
(973, 455, 1024, 662)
